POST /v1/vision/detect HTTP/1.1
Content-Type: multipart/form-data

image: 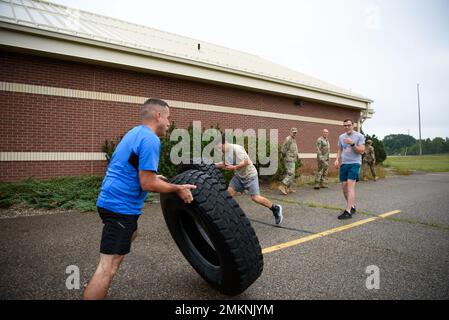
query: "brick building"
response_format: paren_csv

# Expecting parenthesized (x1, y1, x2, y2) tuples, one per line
(0, 0, 374, 181)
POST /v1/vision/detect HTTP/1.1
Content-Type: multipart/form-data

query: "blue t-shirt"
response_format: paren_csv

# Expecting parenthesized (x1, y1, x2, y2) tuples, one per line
(96, 125, 160, 215)
(338, 131, 365, 164)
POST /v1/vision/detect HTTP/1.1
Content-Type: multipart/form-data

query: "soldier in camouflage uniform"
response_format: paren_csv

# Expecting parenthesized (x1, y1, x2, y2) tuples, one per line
(314, 129, 330, 189)
(279, 128, 298, 195)
(362, 139, 378, 181)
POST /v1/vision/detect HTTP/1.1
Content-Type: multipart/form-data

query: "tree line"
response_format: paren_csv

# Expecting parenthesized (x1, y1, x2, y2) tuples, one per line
(383, 134, 449, 155)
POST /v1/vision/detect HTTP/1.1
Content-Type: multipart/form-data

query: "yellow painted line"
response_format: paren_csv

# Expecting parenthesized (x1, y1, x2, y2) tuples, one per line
(262, 210, 401, 254)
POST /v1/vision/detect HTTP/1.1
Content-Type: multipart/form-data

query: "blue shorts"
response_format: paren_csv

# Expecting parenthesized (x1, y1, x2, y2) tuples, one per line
(339, 164, 361, 182)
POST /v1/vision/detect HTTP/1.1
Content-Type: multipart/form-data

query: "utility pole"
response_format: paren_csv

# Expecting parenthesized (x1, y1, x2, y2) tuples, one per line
(417, 83, 422, 155)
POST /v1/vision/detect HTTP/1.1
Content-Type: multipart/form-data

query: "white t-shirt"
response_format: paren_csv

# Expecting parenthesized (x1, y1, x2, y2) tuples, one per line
(224, 144, 258, 179)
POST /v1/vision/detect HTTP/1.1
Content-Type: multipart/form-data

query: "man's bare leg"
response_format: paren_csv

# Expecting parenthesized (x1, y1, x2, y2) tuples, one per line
(345, 180, 356, 213)
(82, 253, 124, 300)
(342, 181, 348, 202)
(250, 195, 272, 208)
(83, 231, 137, 300)
(227, 183, 271, 208)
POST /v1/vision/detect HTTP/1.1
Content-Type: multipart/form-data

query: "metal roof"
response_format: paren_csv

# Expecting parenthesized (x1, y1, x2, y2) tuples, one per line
(0, 0, 373, 104)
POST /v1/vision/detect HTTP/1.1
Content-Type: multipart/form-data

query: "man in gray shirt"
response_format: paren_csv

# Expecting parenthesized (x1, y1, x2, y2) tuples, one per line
(334, 119, 365, 220)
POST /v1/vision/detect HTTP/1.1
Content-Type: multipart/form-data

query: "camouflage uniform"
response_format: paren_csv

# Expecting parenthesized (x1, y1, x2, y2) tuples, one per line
(280, 134, 298, 192)
(315, 136, 330, 188)
(362, 140, 377, 181)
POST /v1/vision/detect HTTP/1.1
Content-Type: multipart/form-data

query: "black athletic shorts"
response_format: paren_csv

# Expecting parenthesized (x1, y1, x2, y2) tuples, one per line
(98, 207, 140, 255)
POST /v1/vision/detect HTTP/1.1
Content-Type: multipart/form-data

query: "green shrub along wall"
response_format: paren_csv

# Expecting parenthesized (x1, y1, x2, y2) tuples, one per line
(103, 121, 301, 183)
(0, 122, 301, 212)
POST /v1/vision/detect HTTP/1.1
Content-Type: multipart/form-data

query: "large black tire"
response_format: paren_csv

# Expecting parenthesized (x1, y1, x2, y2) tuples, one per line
(176, 162, 226, 188)
(160, 169, 263, 295)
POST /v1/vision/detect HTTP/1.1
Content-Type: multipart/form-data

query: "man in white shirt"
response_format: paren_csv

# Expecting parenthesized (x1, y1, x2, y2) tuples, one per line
(216, 135, 283, 225)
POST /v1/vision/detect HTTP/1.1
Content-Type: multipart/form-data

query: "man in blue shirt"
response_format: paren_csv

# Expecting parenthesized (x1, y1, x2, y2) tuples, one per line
(334, 119, 365, 220)
(83, 98, 196, 300)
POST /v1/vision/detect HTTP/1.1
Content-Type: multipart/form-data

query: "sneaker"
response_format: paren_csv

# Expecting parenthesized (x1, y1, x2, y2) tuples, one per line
(351, 206, 356, 214)
(338, 210, 352, 220)
(272, 204, 283, 225)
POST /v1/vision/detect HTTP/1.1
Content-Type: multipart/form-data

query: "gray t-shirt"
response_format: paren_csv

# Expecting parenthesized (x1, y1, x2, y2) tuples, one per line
(225, 144, 258, 179)
(338, 131, 365, 164)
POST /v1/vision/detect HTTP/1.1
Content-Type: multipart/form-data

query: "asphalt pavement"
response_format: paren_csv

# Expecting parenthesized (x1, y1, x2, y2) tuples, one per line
(1, 172, 448, 300)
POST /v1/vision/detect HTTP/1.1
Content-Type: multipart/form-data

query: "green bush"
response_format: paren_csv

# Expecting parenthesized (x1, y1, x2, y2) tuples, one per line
(158, 121, 180, 178)
(0, 176, 103, 211)
(0, 123, 301, 212)
(187, 123, 301, 183)
(103, 122, 298, 183)
(101, 135, 123, 163)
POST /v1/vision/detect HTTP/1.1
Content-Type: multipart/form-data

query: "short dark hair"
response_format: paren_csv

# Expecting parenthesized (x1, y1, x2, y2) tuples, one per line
(141, 98, 169, 119)
(343, 118, 353, 124)
(143, 98, 169, 108)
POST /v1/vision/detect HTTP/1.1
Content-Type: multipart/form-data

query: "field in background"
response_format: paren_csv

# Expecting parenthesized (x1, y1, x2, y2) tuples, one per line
(384, 154, 449, 173)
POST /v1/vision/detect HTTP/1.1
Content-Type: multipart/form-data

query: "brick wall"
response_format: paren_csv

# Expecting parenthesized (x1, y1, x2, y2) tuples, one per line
(0, 161, 108, 181)
(0, 50, 361, 181)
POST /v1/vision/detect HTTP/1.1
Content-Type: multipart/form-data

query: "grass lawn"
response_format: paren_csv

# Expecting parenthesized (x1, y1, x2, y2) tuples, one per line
(384, 154, 449, 173)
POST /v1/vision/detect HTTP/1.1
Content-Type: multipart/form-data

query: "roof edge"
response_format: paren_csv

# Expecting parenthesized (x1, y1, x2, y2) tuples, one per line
(0, 22, 374, 109)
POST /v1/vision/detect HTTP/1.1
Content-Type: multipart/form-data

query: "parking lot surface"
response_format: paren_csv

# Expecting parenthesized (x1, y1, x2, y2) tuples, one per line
(1, 172, 448, 299)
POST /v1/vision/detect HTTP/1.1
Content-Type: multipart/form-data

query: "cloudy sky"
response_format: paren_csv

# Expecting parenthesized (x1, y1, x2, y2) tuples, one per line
(51, 0, 449, 139)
